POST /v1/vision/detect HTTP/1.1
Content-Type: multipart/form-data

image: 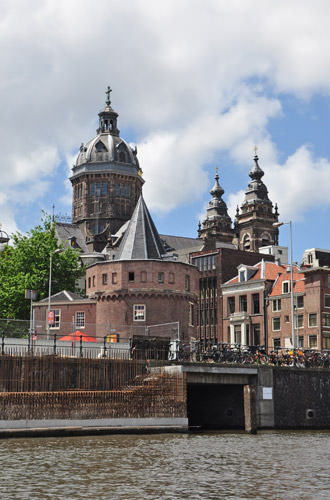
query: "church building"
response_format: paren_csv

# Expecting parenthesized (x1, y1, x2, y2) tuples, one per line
(33, 88, 283, 346)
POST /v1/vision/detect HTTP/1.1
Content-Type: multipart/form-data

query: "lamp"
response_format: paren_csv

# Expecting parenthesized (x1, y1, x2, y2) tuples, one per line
(47, 248, 63, 340)
(273, 221, 295, 349)
(0, 224, 9, 252)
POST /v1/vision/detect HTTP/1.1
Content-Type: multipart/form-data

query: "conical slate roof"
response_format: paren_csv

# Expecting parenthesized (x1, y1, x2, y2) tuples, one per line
(115, 194, 165, 260)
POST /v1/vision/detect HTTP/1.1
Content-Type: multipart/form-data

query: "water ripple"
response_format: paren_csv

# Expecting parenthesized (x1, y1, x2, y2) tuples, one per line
(0, 431, 329, 499)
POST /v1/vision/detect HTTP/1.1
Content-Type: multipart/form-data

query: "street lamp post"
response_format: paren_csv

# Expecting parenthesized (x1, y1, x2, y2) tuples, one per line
(0, 224, 9, 251)
(273, 221, 295, 349)
(47, 248, 63, 340)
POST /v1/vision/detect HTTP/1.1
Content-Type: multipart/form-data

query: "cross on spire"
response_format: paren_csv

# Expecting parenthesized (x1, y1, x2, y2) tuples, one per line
(254, 145, 258, 156)
(105, 86, 112, 106)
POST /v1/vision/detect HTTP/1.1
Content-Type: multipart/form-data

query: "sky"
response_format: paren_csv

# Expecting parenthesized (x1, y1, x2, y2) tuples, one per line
(1, 0, 330, 262)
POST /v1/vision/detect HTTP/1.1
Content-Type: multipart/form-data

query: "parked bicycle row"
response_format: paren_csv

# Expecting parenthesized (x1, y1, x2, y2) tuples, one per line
(168, 340, 330, 367)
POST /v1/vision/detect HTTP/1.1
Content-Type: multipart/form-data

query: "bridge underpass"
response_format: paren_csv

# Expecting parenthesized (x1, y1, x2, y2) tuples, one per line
(187, 383, 245, 429)
(166, 365, 258, 432)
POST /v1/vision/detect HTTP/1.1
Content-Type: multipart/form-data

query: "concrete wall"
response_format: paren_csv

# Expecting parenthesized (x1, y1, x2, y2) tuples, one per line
(272, 367, 330, 428)
(257, 366, 330, 429)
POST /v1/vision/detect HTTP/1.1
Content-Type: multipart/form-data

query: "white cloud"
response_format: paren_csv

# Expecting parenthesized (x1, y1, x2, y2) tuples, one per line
(227, 146, 330, 226)
(1, 0, 330, 233)
(267, 146, 330, 221)
(139, 93, 281, 213)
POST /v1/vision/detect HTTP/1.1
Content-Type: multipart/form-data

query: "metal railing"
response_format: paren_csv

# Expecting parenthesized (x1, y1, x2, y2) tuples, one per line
(1, 329, 330, 367)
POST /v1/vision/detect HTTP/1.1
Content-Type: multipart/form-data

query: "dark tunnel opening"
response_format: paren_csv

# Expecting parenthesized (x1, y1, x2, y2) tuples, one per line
(187, 383, 245, 429)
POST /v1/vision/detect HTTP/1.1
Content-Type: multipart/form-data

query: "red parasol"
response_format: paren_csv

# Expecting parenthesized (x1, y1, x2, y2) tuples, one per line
(59, 330, 96, 342)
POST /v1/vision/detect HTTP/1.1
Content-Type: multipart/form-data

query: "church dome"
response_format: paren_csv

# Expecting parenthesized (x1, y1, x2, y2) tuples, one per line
(72, 87, 140, 178)
(76, 133, 139, 169)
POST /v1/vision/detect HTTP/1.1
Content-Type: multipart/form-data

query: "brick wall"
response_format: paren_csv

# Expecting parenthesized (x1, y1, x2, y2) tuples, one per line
(87, 259, 200, 340)
(0, 374, 186, 421)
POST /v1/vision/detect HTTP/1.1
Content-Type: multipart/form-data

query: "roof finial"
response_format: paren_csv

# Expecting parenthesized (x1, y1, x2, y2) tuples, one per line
(105, 86, 112, 107)
(215, 165, 219, 174)
(254, 145, 258, 158)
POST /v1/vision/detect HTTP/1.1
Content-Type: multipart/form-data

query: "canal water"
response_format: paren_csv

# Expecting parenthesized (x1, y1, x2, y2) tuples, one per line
(0, 431, 329, 499)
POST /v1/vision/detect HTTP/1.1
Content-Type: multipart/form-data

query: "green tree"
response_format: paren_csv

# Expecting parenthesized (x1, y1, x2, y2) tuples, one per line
(0, 215, 85, 320)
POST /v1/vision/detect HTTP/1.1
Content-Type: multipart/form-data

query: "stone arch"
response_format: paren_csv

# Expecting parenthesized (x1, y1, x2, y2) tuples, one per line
(242, 233, 251, 251)
(95, 140, 108, 152)
(260, 231, 271, 247)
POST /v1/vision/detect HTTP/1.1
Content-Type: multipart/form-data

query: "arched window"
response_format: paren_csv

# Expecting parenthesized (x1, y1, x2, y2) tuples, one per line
(261, 232, 271, 247)
(95, 140, 108, 152)
(243, 234, 250, 250)
(119, 151, 126, 162)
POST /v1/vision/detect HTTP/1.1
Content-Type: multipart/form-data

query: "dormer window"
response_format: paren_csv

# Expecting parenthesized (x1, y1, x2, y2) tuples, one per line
(282, 281, 290, 294)
(95, 140, 108, 152)
(117, 142, 128, 163)
(119, 151, 126, 162)
(238, 265, 257, 282)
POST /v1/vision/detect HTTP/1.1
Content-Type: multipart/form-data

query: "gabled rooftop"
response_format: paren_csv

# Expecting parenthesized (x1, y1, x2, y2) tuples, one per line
(270, 272, 305, 296)
(38, 290, 85, 303)
(224, 260, 291, 286)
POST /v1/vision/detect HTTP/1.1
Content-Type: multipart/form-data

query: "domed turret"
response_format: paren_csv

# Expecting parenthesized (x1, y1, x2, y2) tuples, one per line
(198, 167, 233, 248)
(70, 87, 144, 252)
(234, 149, 279, 252)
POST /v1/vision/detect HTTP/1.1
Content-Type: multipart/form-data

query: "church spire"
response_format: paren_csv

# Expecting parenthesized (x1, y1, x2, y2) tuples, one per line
(249, 150, 264, 183)
(105, 85, 112, 107)
(198, 167, 233, 247)
(234, 149, 279, 252)
(115, 194, 165, 260)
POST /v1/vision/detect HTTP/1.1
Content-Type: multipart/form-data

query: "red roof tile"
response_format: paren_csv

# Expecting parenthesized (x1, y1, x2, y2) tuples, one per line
(224, 261, 294, 285)
(270, 271, 305, 296)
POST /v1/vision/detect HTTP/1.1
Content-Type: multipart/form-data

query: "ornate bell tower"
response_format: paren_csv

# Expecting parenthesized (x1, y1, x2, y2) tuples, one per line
(234, 150, 279, 252)
(198, 168, 233, 248)
(70, 87, 144, 252)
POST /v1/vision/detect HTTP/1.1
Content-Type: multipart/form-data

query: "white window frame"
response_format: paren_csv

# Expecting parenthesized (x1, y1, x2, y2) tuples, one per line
(295, 314, 304, 329)
(272, 317, 281, 331)
(76, 311, 85, 328)
(133, 304, 146, 322)
(322, 312, 330, 328)
(296, 295, 304, 308)
(272, 299, 281, 312)
(239, 269, 246, 282)
(325, 294, 330, 308)
(309, 335, 317, 349)
(308, 313, 317, 328)
(49, 309, 60, 329)
(282, 281, 290, 294)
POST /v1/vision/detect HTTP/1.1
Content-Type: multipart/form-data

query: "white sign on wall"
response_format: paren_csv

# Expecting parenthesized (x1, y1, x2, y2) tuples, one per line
(263, 387, 273, 400)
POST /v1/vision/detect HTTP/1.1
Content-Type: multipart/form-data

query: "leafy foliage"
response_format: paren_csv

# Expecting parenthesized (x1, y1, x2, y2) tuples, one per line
(0, 215, 85, 320)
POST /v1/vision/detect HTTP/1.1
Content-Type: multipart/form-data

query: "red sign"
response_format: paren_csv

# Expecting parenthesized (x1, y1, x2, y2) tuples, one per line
(48, 310, 54, 325)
